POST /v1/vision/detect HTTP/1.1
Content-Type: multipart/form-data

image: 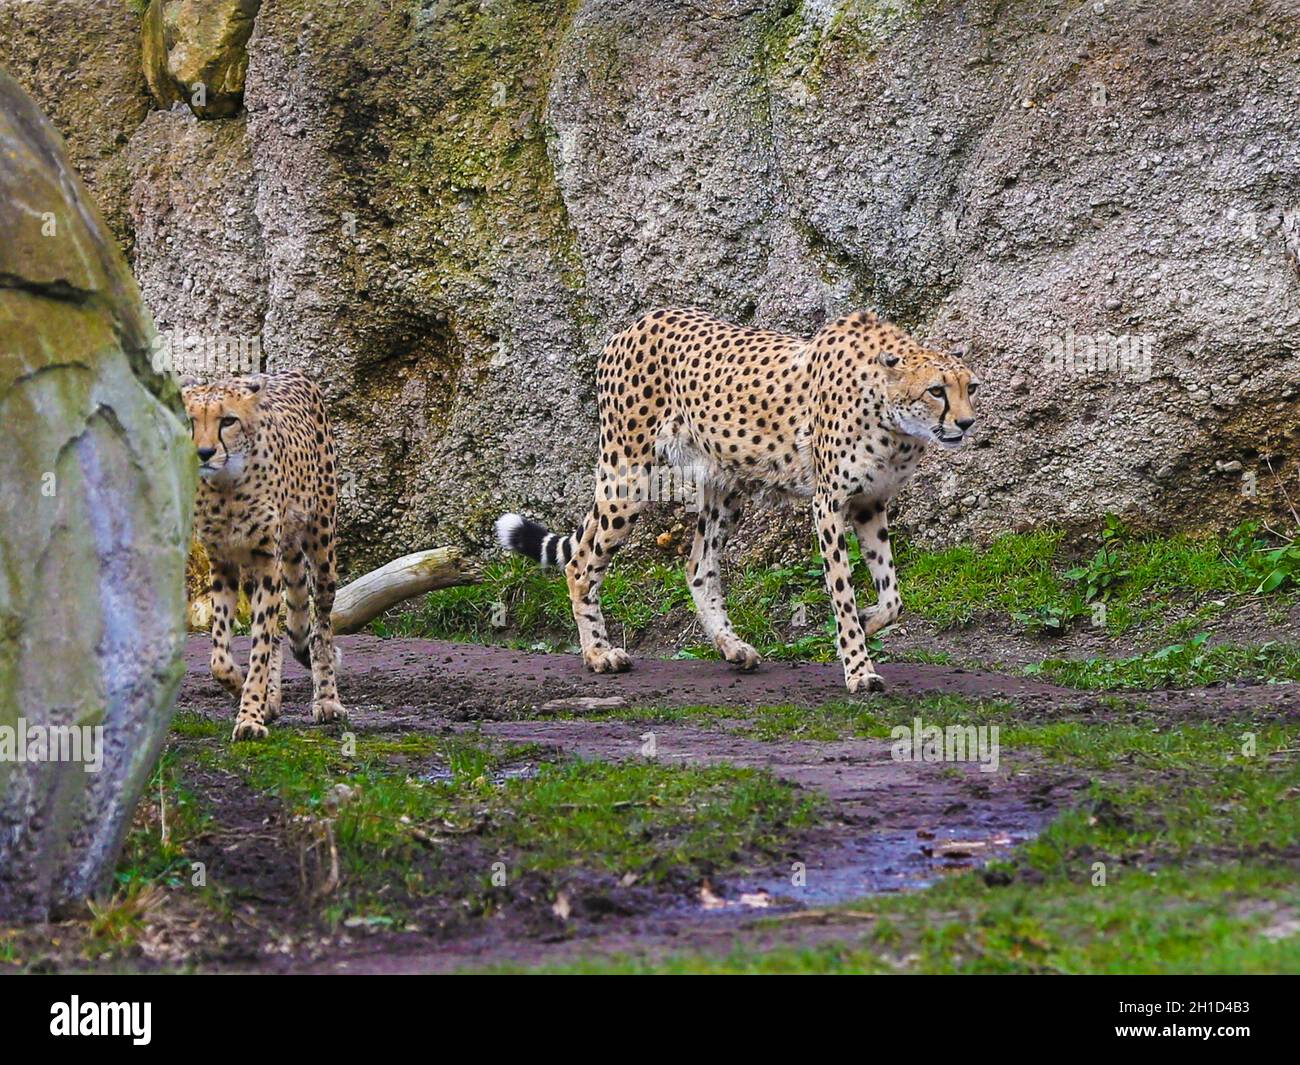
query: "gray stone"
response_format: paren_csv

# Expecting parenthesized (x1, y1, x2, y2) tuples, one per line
(0, 68, 193, 920)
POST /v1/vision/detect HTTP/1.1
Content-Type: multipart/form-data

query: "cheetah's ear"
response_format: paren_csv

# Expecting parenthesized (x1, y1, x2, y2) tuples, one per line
(877, 352, 901, 369)
(177, 374, 200, 390)
(242, 373, 267, 395)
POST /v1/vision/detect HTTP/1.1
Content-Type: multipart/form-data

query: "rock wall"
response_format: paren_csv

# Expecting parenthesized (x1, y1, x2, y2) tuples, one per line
(0, 66, 193, 919)
(0, 0, 151, 253)
(3, 0, 1298, 572)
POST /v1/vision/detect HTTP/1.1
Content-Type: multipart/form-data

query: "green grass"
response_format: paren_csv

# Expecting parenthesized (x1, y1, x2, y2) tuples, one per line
(496, 760, 821, 881)
(84, 732, 227, 959)
(510, 864, 1300, 974)
(85, 701, 1300, 973)
(1028, 635, 1300, 690)
(370, 518, 1300, 676)
(578, 693, 1015, 744)
(368, 554, 692, 652)
(115, 748, 216, 892)
(141, 715, 820, 924)
(576, 691, 1296, 771)
(899, 526, 1074, 629)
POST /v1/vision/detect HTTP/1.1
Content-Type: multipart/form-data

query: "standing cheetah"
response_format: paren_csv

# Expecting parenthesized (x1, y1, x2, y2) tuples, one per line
(182, 371, 345, 740)
(497, 308, 980, 694)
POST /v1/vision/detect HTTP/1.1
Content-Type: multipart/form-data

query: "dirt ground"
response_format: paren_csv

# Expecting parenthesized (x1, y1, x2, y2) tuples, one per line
(182, 633, 1300, 723)
(92, 634, 1276, 974)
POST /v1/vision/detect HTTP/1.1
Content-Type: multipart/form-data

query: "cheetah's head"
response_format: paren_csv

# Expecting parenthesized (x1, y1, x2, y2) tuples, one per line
(180, 375, 265, 485)
(876, 327, 981, 450)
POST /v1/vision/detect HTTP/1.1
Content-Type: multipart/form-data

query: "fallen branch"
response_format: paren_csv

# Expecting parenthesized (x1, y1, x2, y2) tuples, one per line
(331, 547, 480, 634)
(765, 909, 877, 924)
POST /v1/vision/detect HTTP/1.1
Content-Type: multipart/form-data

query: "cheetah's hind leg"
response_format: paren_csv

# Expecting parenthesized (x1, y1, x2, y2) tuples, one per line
(687, 483, 760, 671)
(566, 490, 647, 674)
(208, 559, 245, 697)
(307, 539, 346, 725)
(264, 637, 283, 723)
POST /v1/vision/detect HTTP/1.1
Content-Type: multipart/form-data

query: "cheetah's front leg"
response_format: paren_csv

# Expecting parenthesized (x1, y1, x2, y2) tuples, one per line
(813, 491, 885, 694)
(208, 560, 244, 697)
(232, 551, 282, 741)
(849, 498, 903, 638)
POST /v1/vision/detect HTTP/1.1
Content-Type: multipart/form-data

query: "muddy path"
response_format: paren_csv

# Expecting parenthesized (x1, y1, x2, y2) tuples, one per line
(297, 716, 1069, 972)
(167, 635, 1300, 973)
(182, 635, 1300, 722)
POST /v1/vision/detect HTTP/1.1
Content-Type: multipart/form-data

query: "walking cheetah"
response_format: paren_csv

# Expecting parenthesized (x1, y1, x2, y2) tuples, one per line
(182, 370, 345, 739)
(496, 308, 980, 694)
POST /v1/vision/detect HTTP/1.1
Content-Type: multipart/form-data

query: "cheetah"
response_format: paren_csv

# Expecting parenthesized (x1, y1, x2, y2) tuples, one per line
(182, 370, 345, 740)
(496, 308, 980, 694)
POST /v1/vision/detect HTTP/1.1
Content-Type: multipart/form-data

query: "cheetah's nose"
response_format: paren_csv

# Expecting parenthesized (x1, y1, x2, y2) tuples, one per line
(955, 417, 975, 431)
(197, 447, 216, 462)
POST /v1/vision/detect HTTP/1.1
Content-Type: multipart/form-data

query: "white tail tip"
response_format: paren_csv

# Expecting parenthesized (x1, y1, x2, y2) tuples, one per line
(495, 512, 524, 552)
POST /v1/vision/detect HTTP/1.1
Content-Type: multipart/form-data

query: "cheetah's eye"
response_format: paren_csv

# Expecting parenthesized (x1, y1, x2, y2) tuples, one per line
(219, 415, 239, 429)
(967, 382, 980, 395)
(927, 386, 945, 398)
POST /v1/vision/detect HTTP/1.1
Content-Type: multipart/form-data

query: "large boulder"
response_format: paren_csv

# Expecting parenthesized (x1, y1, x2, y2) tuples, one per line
(0, 68, 194, 920)
(143, 0, 261, 119)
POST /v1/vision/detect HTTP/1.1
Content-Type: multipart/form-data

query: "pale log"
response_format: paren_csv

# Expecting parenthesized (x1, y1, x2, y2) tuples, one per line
(331, 547, 479, 634)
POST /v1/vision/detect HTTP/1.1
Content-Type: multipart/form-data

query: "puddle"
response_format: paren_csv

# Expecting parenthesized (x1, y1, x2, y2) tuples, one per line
(710, 823, 1046, 912)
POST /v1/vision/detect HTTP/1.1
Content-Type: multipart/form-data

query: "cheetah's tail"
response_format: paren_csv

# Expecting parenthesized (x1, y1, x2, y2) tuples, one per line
(495, 512, 580, 569)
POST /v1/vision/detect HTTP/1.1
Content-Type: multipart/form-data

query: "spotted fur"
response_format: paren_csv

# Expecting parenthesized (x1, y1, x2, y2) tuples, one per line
(183, 370, 345, 739)
(498, 308, 980, 693)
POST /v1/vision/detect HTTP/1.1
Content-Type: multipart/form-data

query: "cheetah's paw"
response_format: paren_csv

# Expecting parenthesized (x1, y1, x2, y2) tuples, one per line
(231, 714, 268, 741)
(845, 671, 886, 695)
(584, 646, 633, 674)
(717, 634, 762, 672)
(212, 667, 244, 698)
(312, 698, 346, 725)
